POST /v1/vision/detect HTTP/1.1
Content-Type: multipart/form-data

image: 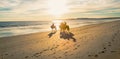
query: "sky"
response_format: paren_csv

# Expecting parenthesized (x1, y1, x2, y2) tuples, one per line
(0, 0, 120, 21)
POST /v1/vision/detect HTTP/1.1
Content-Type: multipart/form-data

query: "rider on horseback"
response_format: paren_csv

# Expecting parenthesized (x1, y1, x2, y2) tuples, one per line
(51, 23, 57, 33)
(59, 22, 70, 32)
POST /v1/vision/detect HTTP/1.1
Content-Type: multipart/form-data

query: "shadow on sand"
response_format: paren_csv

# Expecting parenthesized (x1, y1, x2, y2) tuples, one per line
(60, 32, 76, 42)
(48, 31, 56, 38)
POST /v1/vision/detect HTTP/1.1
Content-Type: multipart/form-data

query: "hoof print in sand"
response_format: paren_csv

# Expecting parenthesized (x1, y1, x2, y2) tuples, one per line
(25, 56, 29, 58)
(64, 51, 68, 54)
(103, 47, 106, 50)
(108, 44, 111, 46)
(33, 52, 41, 57)
(5, 53, 8, 56)
(111, 51, 116, 53)
(58, 56, 62, 58)
(94, 54, 98, 58)
(101, 51, 105, 53)
(77, 45, 80, 47)
(88, 55, 92, 57)
(99, 50, 105, 54)
(52, 52, 56, 55)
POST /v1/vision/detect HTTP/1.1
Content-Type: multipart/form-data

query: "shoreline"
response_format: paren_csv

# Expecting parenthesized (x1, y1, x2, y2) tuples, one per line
(0, 20, 118, 39)
(0, 19, 117, 38)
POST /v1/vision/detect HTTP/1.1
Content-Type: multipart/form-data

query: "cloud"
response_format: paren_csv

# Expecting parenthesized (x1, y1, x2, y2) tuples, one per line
(0, 0, 120, 21)
(0, 7, 12, 11)
(68, 0, 120, 12)
(0, 0, 48, 15)
(0, 0, 21, 8)
(1, 0, 120, 14)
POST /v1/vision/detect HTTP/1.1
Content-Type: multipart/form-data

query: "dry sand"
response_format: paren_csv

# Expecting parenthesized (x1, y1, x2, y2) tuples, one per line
(0, 20, 120, 59)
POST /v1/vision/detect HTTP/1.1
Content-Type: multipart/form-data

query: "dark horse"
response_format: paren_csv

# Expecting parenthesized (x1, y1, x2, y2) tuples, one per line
(59, 22, 70, 32)
(51, 23, 57, 32)
(59, 22, 76, 42)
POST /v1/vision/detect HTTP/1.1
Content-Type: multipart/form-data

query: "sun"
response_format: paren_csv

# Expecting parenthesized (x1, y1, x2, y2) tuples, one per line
(47, 0, 69, 17)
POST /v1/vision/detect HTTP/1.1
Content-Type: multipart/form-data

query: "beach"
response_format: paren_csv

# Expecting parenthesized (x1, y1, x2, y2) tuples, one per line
(0, 20, 120, 59)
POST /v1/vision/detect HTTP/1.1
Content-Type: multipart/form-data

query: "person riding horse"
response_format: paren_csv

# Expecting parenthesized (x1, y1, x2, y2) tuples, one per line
(51, 23, 57, 32)
(59, 22, 69, 32)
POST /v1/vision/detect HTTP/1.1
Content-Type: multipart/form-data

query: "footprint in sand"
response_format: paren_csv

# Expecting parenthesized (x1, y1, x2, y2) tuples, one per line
(65, 54, 67, 56)
(48, 52, 56, 56)
(39, 52, 43, 54)
(101, 51, 105, 53)
(88, 55, 92, 57)
(111, 51, 116, 53)
(88, 54, 99, 58)
(108, 42, 112, 46)
(119, 53, 120, 54)
(73, 47, 77, 50)
(54, 46, 58, 49)
(53, 56, 57, 59)
(43, 49, 48, 51)
(64, 51, 68, 54)
(11, 54, 14, 56)
(52, 52, 56, 55)
(5, 53, 8, 56)
(70, 54, 73, 56)
(58, 56, 62, 58)
(50, 46, 59, 51)
(50, 48, 54, 50)
(112, 39, 114, 42)
(25, 56, 29, 58)
(33, 52, 41, 57)
(108, 44, 111, 46)
(108, 42, 111, 44)
(63, 43, 66, 46)
(94, 54, 98, 58)
(77, 45, 80, 47)
(103, 47, 106, 50)
(1, 54, 3, 57)
(98, 50, 105, 54)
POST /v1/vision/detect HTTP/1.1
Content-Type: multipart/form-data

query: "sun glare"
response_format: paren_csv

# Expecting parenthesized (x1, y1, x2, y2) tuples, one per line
(52, 20, 63, 29)
(47, 0, 69, 17)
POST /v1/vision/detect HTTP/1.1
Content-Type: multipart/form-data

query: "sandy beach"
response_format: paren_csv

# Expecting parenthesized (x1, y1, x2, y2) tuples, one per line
(0, 20, 120, 59)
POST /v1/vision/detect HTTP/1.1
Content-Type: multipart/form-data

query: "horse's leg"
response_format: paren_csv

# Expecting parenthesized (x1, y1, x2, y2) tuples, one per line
(68, 26, 70, 31)
(66, 26, 70, 33)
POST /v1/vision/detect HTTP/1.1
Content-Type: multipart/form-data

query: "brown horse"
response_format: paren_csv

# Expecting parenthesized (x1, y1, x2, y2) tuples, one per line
(59, 22, 70, 32)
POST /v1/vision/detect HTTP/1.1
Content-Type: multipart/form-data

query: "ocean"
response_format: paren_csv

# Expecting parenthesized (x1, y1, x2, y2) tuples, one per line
(0, 19, 118, 38)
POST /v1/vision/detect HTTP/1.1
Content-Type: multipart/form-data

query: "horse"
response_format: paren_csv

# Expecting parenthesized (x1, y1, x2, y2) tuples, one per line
(51, 23, 57, 32)
(59, 22, 70, 32)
